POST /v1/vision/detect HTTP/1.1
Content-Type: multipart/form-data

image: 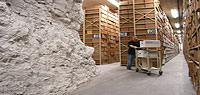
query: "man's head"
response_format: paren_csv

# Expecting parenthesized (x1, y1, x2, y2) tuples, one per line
(132, 36, 138, 41)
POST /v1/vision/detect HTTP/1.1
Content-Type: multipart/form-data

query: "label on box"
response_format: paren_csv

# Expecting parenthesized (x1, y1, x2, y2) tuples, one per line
(87, 31, 93, 34)
(147, 29, 156, 34)
(120, 32, 127, 37)
(93, 34, 101, 38)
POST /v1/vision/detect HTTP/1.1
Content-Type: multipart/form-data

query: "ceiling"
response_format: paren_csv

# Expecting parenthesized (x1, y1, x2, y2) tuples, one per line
(159, 0, 183, 33)
(82, 0, 118, 9)
(83, 0, 183, 42)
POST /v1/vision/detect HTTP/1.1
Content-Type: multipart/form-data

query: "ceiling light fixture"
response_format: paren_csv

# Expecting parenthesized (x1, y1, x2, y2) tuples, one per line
(177, 30, 181, 34)
(175, 23, 180, 28)
(107, 0, 119, 7)
(171, 9, 179, 18)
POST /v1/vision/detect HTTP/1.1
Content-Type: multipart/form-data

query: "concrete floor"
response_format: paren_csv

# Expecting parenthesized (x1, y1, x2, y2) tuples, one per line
(69, 53, 196, 95)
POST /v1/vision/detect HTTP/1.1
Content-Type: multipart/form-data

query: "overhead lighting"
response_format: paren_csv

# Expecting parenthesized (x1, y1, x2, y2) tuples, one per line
(107, 0, 119, 7)
(171, 9, 179, 18)
(177, 30, 181, 34)
(175, 23, 180, 28)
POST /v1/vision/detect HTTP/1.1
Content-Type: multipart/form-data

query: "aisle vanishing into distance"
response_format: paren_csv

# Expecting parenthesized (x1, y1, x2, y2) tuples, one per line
(69, 52, 196, 95)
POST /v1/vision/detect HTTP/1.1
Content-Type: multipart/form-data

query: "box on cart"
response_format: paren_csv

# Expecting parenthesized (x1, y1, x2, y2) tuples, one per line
(140, 40, 161, 48)
(137, 50, 158, 58)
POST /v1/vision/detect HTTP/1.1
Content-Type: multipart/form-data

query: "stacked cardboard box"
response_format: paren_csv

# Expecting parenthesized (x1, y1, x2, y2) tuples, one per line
(119, 0, 179, 66)
(79, 5, 120, 65)
(183, 0, 200, 94)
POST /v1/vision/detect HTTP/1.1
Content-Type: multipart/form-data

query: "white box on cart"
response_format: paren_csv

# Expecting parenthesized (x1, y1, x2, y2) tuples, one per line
(140, 40, 161, 48)
(137, 50, 158, 58)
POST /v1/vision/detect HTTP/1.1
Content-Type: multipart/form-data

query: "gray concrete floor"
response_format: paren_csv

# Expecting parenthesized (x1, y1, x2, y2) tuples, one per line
(69, 53, 196, 95)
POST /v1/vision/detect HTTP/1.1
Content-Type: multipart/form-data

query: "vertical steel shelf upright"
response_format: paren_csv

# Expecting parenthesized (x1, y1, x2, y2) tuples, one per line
(99, 8, 102, 65)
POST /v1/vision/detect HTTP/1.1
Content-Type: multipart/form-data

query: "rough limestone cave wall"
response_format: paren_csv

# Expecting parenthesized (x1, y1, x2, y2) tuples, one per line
(0, 0, 99, 94)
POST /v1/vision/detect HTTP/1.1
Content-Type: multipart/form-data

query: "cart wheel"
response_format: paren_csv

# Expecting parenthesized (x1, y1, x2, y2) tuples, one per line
(159, 71, 163, 75)
(136, 68, 139, 72)
(147, 72, 151, 76)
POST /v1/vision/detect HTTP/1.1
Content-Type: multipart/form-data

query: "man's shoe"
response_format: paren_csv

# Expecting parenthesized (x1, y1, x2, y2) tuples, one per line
(127, 68, 132, 70)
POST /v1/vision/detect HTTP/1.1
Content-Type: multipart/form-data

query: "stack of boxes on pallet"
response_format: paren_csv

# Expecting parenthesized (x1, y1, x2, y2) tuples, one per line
(183, 0, 200, 94)
(79, 5, 120, 65)
(119, 0, 180, 66)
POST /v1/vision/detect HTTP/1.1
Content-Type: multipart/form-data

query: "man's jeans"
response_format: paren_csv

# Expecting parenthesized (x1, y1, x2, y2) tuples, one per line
(127, 54, 136, 69)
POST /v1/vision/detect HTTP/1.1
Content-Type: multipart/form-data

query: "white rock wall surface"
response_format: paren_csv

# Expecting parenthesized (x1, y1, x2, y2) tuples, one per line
(0, 0, 99, 95)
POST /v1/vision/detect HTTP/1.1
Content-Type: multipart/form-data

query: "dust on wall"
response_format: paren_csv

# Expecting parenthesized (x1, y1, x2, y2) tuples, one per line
(0, 0, 99, 94)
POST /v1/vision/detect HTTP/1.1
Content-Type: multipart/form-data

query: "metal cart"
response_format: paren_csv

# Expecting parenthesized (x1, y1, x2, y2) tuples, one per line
(135, 47, 163, 76)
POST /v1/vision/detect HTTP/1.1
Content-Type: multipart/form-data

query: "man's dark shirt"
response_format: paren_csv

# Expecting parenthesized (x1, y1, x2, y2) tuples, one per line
(128, 40, 140, 54)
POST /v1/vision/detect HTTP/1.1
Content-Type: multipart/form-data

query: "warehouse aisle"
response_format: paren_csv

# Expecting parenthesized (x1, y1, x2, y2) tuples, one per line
(69, 53, 196, 95)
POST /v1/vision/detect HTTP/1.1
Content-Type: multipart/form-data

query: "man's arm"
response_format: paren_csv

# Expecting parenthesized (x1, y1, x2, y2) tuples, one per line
(129, 45, 138, 48)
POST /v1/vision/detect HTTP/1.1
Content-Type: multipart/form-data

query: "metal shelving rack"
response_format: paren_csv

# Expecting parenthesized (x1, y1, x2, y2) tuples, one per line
(134, 0, 162, 69)
(119, 0, 179, 66)
(79, 5, 120, 65)
(133, 0, 163, 75)
(183, 0, 200, 94)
